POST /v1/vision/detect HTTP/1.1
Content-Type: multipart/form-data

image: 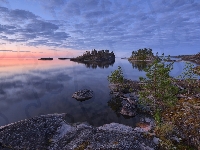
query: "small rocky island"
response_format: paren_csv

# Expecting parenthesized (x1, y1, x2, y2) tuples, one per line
(38, 58, 53, 60)
(72, 89, 93, 101)
(70, 49, 115, 62)
(128, 48, 160, 61)
(70, 49, 115, 69)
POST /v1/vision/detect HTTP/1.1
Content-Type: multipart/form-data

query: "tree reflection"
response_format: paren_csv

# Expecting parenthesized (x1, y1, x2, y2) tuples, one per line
(129, 61, 150, 71)
(107, 96, 122, 117)
(79, 60, 115, 69)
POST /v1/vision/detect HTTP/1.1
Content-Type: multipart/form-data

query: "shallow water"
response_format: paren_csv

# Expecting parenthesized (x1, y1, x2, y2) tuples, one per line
(0, 58, 198, 127)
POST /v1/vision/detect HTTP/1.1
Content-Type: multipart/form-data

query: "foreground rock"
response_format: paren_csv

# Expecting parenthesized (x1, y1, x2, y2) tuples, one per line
(108, 80, 142, 117)
(0, 114, 157, 150)
(72, 89, 93, 101)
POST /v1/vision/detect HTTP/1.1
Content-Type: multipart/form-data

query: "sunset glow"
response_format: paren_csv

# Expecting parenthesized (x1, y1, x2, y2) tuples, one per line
(0, 44, 83, 58)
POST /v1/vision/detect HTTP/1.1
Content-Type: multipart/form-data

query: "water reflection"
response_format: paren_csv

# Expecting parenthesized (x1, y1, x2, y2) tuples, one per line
(107, 96, 122, 117)
(0, 58, 195, 128)
(128, 60, 150, 71)
(76, 60, 115, 69)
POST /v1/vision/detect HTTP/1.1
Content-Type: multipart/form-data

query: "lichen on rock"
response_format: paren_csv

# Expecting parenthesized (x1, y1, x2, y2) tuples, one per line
(0, 113, 158, 150)
(72, 89, 93, 101)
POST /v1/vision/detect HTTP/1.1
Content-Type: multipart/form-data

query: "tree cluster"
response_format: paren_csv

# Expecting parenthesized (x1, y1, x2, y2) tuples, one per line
(130, 48, 155, 60)
(75, 49, 115, 61)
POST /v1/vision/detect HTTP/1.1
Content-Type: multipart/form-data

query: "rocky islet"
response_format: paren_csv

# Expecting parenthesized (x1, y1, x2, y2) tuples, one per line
(72, 89, 93, 101)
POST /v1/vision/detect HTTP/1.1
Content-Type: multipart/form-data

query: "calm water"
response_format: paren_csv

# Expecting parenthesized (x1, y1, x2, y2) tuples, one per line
(0, 58, 198, 127)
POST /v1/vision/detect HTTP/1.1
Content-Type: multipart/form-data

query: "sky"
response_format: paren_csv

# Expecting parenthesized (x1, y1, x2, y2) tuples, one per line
(0, 0, 200, 58)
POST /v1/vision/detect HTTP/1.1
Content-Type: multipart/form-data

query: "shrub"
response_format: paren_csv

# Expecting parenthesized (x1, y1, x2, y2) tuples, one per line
(138, 55, 179, 149)
(107, 66, 124, 84)
(139, 55, 178, 113)
(177, 62, 199, 95)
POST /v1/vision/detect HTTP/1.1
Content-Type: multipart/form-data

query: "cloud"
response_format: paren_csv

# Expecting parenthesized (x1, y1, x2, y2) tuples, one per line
(9, 9, 37, 20)
(0, 6, 71, 48)
(19, 51, 30, 52)
(0, 0, 200, 55)
(41, 0, 66, 17)
(0, 0, 9, 7)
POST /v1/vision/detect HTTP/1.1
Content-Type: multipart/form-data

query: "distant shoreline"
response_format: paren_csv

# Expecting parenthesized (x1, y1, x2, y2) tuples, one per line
(38, 58, 53, 60)
(121, 57, 184, 62)
(121, 57, 155, 62)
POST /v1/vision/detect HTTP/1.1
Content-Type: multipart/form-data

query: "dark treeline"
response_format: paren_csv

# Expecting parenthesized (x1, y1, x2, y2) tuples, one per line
(129, 48, 159, 61)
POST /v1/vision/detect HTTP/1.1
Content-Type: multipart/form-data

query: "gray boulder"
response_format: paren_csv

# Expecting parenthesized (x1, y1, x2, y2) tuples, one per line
(72, 89, 93, 100)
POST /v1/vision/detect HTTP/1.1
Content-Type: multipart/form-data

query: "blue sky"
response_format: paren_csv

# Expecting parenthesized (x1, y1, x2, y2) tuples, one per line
(0, 0, 200, 57)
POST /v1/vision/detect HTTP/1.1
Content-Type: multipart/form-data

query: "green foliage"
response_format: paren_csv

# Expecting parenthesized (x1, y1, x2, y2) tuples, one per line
(130, 48, 154, 60)
(178, 62, 198, 79)
(107, 66, 124, 84)
(129, 88, 133, 92)
(155, 122, 175, 150)
(177, 62, 199, 95)
(139, 55, 179, 113)
(138, 56, 199, 149)
(154, 109, 162, 125)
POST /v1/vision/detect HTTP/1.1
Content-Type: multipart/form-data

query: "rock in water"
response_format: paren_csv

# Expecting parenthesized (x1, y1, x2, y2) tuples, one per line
(120, 103, 136, 117)
(72, 89, 93, 101)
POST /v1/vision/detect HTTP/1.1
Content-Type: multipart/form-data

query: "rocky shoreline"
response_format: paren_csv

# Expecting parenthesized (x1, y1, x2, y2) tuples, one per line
(0, 113, 158, 150)
(108, 78, 200, 149)
(108, 78, 200, 112)
(174, 53, 200, 64)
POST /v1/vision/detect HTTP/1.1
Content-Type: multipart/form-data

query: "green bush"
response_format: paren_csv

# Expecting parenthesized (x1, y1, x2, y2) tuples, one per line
(177, 62, 199, 95)
(107, 66, 124, 84)
(138, 55, 179, 149)
(139, 56, 178, 113)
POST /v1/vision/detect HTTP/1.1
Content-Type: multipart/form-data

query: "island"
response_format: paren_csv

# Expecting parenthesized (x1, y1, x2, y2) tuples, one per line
(70, 49, 115, 62)
(128, 48, 160, 61)
(58, 58, 71, 60)
(38, 58, 53, 60)
(70, 49, 115, 68)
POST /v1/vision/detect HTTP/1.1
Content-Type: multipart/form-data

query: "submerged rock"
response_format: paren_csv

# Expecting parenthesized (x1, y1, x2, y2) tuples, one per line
(0, 114, 157, 150)
(72, 89, 93, 101)
(120, 103, 136, 117)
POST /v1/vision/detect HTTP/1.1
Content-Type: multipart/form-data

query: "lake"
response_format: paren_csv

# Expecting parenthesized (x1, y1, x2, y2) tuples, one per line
(0, 58, 198, 127)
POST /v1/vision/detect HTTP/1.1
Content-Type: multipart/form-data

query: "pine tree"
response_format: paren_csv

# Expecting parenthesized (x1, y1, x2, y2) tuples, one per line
(139, 55, 178, 114)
